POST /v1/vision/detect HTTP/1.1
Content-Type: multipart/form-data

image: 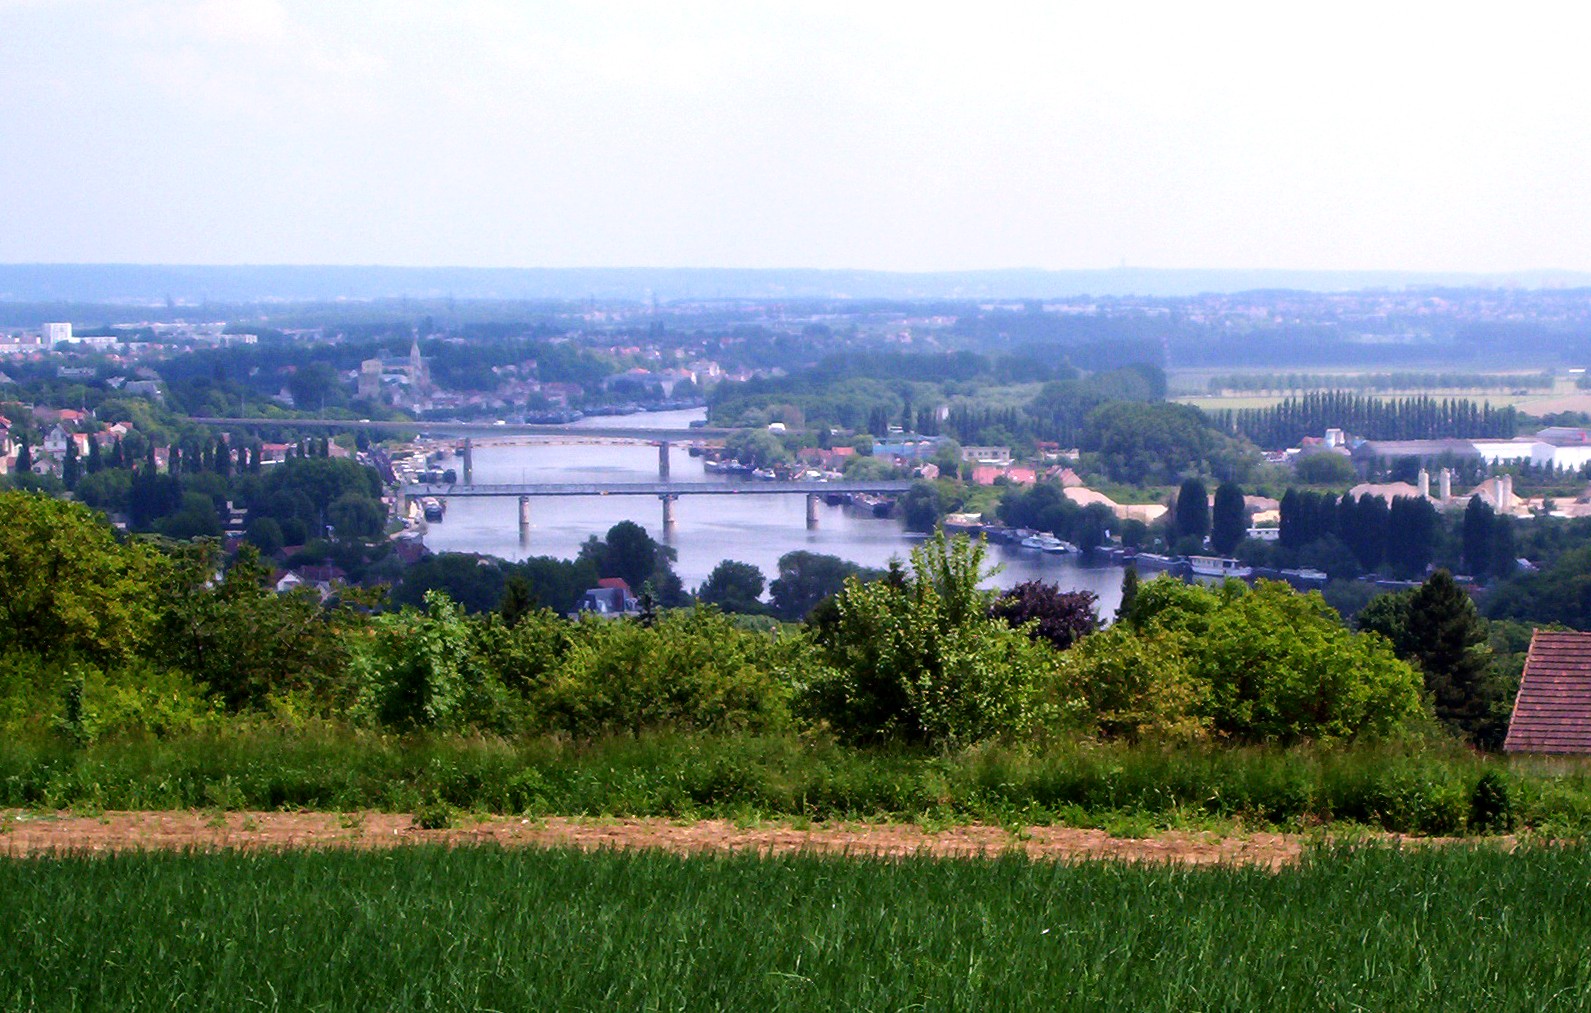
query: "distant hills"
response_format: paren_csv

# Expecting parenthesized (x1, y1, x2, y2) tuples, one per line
(2, 263, 1589, 304)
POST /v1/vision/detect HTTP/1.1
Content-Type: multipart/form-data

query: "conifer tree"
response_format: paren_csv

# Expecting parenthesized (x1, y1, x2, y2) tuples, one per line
(1115, 566, 1140, 626)
(1405, 570, 1493, 741)
(1174, 478, 1209, 544)
(1210, 482, 1246, 554)
(1462, 495, 1494, 578)
(62, 436, 80, 489)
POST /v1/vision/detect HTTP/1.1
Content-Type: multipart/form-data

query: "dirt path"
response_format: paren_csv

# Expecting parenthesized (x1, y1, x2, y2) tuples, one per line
(0, 810, 1313, 866)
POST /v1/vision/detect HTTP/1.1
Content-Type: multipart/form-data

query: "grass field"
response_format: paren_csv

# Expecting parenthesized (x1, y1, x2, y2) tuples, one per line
(4, 842, 1589, 1009)
(8, 728, 1591, 837)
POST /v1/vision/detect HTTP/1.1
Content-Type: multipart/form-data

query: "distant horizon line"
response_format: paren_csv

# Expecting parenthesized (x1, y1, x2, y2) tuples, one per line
(5, 261, 1590, 277)
(4, 262, 1589, 305)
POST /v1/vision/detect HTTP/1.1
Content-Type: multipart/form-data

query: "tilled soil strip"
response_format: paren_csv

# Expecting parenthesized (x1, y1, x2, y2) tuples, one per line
(0, 811, 1312, 866)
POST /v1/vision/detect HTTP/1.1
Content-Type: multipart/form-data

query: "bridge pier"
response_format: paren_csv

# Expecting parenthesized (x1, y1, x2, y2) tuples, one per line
(462, 438, 473, 486)
(518, 495, 530, 545)
(806, 493, 819, 529)
(660, 493, 678, 531)
(658, 440, 671, 479)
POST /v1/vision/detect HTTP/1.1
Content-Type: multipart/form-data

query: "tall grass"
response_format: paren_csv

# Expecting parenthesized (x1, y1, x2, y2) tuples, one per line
(4, 843, 1590, 1009)
(6, 727, 1591, 834)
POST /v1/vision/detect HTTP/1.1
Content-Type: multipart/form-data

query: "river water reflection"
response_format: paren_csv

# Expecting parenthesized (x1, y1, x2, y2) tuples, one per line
(419, 409, 1127, 614)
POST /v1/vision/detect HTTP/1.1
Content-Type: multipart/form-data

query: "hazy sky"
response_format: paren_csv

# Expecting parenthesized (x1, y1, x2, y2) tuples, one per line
(3, 1, 1589, 272)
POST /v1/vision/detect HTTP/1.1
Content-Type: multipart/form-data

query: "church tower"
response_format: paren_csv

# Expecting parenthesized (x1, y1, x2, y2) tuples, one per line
(408, 339, 430, 393)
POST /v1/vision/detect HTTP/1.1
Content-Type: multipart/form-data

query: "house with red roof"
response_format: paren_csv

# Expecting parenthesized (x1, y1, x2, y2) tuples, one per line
(1505, 631, 1591, 754)
(577, 577, 639, 616)
(970, 464, 1037, 486)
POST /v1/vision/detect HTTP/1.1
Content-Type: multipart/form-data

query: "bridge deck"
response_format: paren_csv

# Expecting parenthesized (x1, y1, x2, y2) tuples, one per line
(188, 416, 733, 439)
(401, 480, 915, 497)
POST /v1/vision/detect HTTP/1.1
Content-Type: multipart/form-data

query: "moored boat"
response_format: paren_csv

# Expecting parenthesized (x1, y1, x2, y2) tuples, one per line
(1020, 533, 1072, 553)
(1189, 555, 1252, 578)
(1130, 552, 1181, 571)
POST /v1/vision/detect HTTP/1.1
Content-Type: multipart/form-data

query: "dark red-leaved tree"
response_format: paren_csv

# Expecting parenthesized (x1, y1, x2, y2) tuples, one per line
(989, 581, 1101, 650)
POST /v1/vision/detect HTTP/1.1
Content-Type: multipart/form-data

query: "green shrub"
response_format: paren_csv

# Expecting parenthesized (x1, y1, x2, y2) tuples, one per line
(1108, 577, 1427, 744)
(413, 791, 458, 830)
(0, 490, 170, 663)
(538, 606, 798, 738)
(350, 591, 512, 732)
(1053, 626, 1208, 741)
(1469, 770, 1515, 834)
(803, 534, 1061, 747)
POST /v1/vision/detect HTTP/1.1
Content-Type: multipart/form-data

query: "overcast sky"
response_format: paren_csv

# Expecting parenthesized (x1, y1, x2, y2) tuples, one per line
(3, 1, 1589, 272)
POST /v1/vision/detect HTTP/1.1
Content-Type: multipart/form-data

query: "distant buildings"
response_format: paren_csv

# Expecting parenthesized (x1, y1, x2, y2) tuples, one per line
(355, 340, 432, 407)
(960, 446, 1012, 465)
(575, 578, 639, 616)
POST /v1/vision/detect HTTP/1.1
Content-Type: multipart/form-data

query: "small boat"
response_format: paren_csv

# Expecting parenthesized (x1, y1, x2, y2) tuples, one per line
(1130, 553, 1181, 571)
(1189, 555, 1252, 578)
(1279, 567, 1329, 584)
(1021, 533, 1067, 552)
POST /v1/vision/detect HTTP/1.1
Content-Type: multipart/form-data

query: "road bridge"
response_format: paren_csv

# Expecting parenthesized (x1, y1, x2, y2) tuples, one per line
(185, 415, 735, 440)
(186, 415, 736, 480)
(400, 480, 916, 536)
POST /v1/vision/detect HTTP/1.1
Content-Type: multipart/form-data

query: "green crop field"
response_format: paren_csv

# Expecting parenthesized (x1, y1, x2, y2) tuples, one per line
(3, 843, 1588, 1010)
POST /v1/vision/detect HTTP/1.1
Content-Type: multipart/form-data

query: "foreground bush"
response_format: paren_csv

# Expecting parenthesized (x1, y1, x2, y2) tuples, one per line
(526, 607, 802, 737)
(351, 596, 804, 738)
(804, 534, 1063, 746)
(1076, 577, 1428, 743)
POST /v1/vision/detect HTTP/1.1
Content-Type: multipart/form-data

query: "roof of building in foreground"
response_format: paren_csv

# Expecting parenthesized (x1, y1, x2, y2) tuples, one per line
(1505, 630, 1591, 754)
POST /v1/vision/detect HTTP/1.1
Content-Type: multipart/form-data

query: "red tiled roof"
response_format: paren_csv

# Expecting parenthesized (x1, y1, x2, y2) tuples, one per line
(1505, 631, 1591, 754)
(596, 577, 631, 592)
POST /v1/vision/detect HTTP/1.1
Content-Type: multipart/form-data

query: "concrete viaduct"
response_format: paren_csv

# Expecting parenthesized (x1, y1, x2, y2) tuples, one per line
(186, 415, 734, 482)
(188, 417, 912, 534)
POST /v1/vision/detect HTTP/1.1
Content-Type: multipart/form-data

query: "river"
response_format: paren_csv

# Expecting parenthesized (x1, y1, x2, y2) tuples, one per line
(419, 408, 1128, 614)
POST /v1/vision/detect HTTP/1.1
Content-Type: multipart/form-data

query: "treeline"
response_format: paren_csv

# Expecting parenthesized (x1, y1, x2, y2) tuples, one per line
(947, 363, 1166, 449)
(1255, 489, 1516, 582)
(1277, 490, 1441, 578)
(1206, 372, 1554, 394)
(709, 351, 1004, 432)
(72, 442, 386, 549)
(389, 524, 883, 621)
(709, 353, 1175, 456)
(2, 494, 1453, 755)
(994, 483, 1127, 550)
(1212, 393, 1519, 449)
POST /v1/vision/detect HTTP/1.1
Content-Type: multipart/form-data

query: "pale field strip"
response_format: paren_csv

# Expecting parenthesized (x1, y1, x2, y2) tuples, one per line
(0, 810, 1513, 868)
